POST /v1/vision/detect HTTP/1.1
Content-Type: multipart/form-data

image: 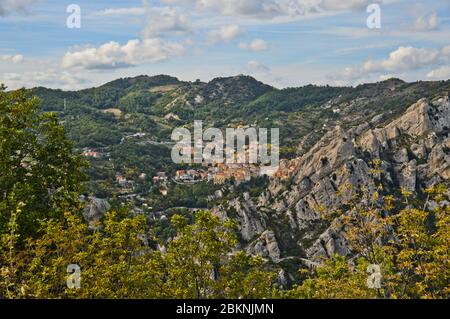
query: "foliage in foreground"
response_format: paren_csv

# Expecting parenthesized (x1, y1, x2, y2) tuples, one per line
(286, 185, 450, 299)
(0, 210, 276, 299)
(0, 86, 86, 238)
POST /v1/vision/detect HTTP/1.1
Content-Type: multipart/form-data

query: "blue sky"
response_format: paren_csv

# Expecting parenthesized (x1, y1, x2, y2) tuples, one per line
(0, 0, 449, 89)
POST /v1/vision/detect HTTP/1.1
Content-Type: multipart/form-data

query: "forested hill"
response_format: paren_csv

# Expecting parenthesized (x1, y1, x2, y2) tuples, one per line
(31, 75, 450, 152)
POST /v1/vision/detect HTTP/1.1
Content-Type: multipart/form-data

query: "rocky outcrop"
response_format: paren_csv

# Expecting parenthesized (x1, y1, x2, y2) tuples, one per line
(83, 197, 110, 229)
(216, 95, 450, 265)
(306, 228, 349, 261)
(246, 230, 281, 262)
(227, 194, 267, 242)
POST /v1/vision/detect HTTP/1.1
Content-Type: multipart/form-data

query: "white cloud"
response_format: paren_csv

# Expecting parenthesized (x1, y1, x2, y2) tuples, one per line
(340, 45, 450, 79)
(414, 11, 439, 31)
(427, 66, 450, 80)
(164, 0, 279, 18)
(163, 0, 384, 20)
(96, 7, 148, 16)
(334, 45, 450, 84)
(0, 54, 24, 63)
(239, 38, 269, 51)
(2, 69, 88, 90)
(95, 0, 152, 16)
(363, 46, 442, 72)
(0, 0, 39, 16)
(207, 24, 242, 44)
(246, 60, 271, 74)
(142, 7, 191, 38)
(61, 39, 186, 70)
(320, 0, 380, 11)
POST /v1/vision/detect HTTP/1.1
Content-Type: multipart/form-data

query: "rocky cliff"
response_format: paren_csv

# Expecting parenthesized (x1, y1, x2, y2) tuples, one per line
(215, 95, 450, 270)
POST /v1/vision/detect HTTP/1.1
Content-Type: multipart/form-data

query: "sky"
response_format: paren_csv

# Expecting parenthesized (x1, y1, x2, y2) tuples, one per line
(0, 0, 449, 90)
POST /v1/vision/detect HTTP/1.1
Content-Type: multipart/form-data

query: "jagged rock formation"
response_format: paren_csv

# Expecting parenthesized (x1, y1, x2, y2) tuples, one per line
(83, 197, 110, 229)
(246, 230, 281, 262)
(216, 95, 450, 265)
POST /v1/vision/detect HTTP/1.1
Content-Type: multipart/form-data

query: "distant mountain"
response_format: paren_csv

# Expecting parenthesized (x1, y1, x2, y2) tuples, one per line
(32, 75, 450, 147)
(98, 75, 182, 91)
(200, 75, 274, 105)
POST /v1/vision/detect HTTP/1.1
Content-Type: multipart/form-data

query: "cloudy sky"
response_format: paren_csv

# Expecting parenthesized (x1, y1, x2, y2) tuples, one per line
(0, 0, 449, 89)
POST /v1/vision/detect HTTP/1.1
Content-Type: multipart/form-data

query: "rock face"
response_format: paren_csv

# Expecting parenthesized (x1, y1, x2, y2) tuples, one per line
(83, 197, 110, 229)
(306, 228, 349, 261)
(216, 95, 450, 264)
(246, 230, 281, 262)
(226, 195, 267, 242)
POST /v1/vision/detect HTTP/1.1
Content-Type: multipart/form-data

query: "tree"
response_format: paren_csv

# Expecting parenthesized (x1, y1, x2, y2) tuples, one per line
(393, 185, 450, 298)
(1, 209, 276, 299)
(153, 211, 277, 299)
(287, 185, 450, 299)
(0, 86, 87, 238)
(285, 255, 377, 299)
(17, 210, 163, 299)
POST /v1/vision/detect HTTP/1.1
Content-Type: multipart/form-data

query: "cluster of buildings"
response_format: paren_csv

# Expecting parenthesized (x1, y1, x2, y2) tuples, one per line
(208, 163, 260, 184)
(273, 158, 302, 180)
(152, 172, 168, 183)
(81, 148, 102, 158)
(115, 174, 134, 189)
(173, 162, 262, 185)
(175, 169, 208, 182)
